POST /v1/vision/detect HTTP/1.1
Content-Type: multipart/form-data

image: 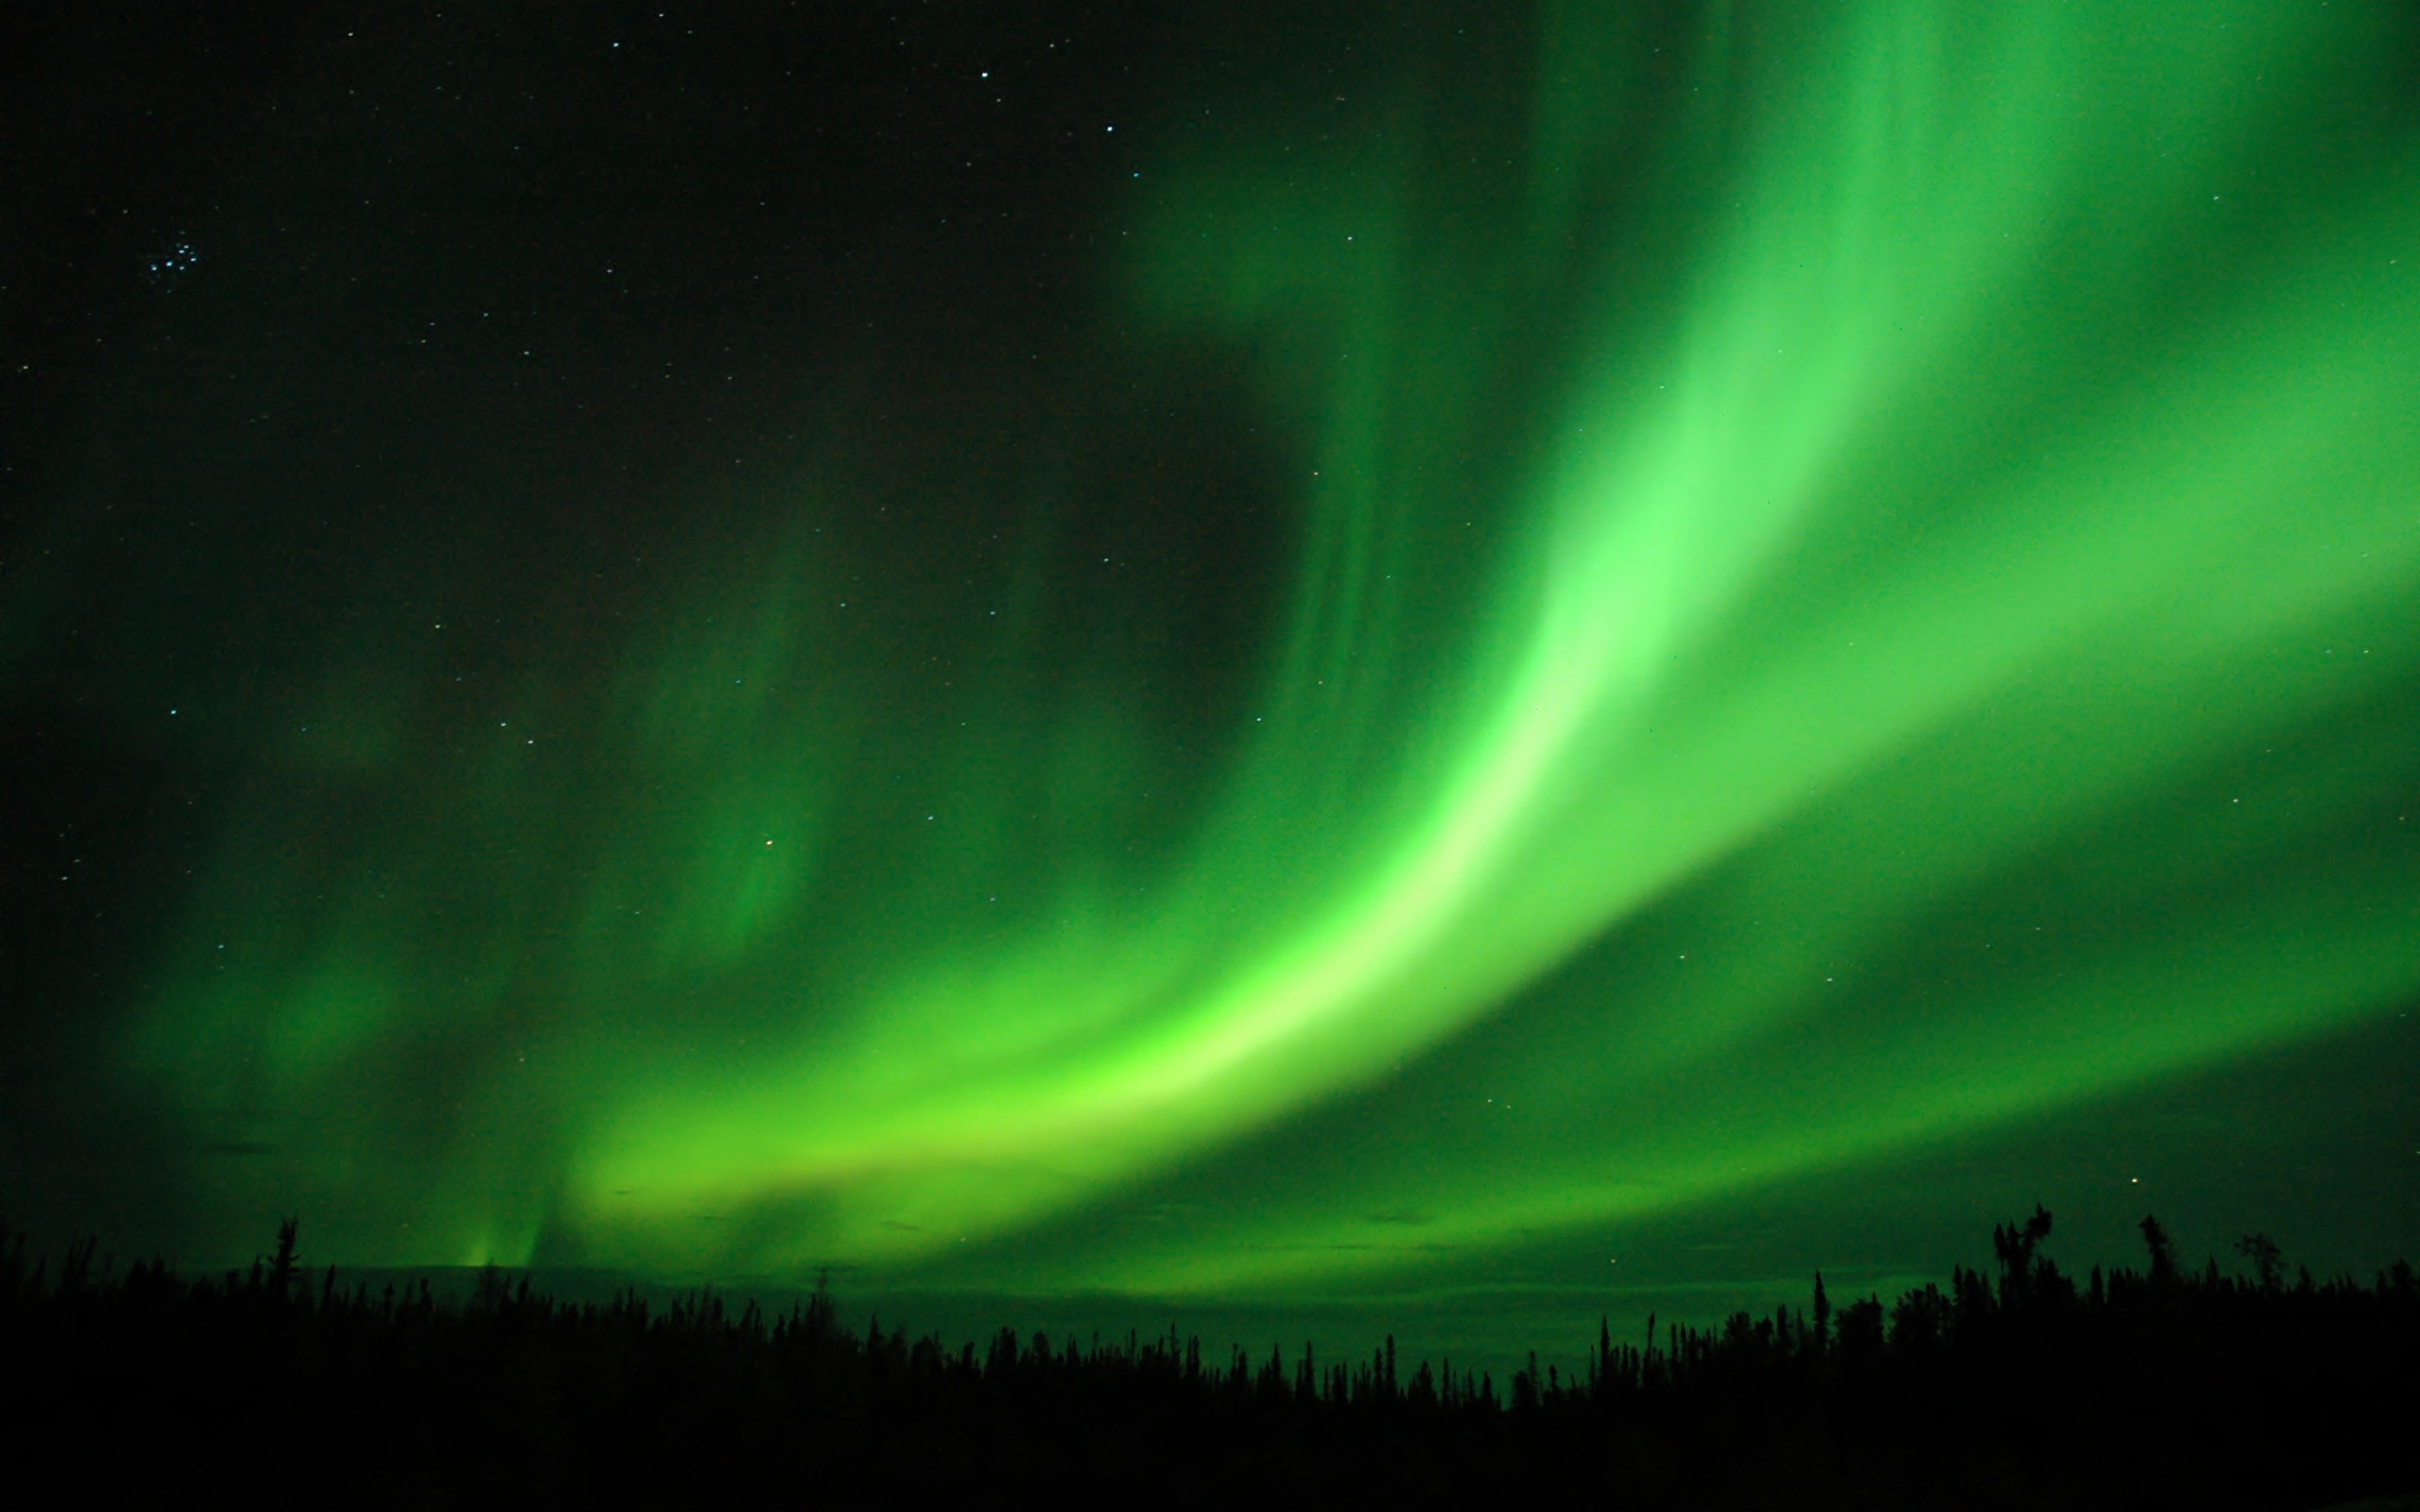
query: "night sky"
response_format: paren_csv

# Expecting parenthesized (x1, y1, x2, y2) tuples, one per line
(5, 2, 2417, 1372)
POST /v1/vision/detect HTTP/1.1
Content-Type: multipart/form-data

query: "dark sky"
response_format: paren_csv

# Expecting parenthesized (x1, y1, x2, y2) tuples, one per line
(5, 2, 2416, 1373)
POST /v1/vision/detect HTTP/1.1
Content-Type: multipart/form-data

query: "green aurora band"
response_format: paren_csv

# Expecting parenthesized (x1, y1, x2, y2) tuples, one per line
(84, 3, 2420, 1291)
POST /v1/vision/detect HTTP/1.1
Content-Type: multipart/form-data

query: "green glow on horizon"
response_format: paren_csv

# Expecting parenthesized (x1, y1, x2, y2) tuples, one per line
(98, 2, 2420, 1285)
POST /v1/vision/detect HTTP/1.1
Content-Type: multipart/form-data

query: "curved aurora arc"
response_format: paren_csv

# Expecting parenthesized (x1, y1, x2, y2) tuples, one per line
(134, 2, 2420, 1289)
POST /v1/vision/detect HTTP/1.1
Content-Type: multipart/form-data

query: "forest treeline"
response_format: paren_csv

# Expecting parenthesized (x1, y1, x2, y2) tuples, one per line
(1, 1210, 2413, 1509)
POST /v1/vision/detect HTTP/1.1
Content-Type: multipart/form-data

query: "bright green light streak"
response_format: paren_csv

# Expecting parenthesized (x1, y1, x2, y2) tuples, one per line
(130, 2, 2420, 1280)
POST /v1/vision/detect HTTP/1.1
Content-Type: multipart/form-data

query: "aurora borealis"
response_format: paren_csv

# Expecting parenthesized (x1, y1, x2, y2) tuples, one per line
(4, 2, 2416, 1355)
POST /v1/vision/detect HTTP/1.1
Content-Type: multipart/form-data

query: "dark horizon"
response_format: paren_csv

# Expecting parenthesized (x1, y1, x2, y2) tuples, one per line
(6, 1205, 2415, 1507)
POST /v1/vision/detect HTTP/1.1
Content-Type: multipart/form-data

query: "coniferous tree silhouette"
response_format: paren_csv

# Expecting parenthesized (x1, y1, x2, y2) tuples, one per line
(2235, 1231, 2284, 1291)
(2, 1209, 2414, 1507)
(1992, 1204, 2053, 1307)
(265, 1217, 299, 1302)
(2139, 1212, 2178, 1288)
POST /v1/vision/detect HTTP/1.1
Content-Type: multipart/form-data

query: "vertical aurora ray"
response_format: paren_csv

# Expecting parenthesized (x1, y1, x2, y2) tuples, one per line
(55, 1, 2420, 1284)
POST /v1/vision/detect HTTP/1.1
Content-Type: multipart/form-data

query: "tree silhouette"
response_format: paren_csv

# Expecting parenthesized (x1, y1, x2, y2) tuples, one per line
(265, 1217, 300, 1302)
(1992, 1204, 2054, 1307)
(1, 1208, 2412, 1507)
(2138, 1212, 2178, 1287)
(2235, 1231, 2285, 1291)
